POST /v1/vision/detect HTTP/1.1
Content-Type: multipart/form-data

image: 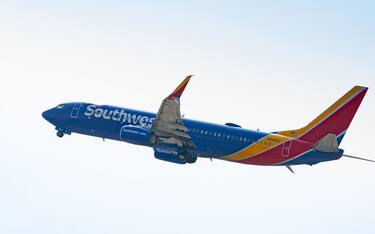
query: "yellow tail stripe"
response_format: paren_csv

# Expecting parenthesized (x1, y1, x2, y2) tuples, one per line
(222, 133, 290, 161)
(223, 86, 363, 161)
(277, 86, 363, 138)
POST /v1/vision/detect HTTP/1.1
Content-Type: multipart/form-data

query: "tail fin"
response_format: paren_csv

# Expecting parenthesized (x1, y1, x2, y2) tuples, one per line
(277, 86, 368, 145)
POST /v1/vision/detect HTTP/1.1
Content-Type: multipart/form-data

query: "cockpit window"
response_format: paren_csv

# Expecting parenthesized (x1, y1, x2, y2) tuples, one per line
(56, 104, 64, 109)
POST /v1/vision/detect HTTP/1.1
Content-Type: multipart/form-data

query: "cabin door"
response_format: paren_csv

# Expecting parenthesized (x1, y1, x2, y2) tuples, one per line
(71, 103, 82, 118)
(282, 141, 293, 157)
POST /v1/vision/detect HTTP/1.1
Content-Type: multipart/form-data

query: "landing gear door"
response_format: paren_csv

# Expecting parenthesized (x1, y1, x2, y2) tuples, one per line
(71, 103, 82, 118)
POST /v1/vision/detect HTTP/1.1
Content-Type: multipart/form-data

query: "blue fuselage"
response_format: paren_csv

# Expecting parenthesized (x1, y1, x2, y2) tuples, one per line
(43, 102, 266, 157)
(42, 102, 344, 166)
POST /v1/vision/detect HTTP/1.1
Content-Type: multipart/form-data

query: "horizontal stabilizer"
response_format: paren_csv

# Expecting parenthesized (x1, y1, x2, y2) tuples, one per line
(343, 154, 375, 163)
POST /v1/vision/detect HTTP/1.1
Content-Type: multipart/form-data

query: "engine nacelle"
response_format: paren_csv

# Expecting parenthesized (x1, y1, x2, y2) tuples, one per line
(153, 143, 197, 164)
(120, 125, 152, 146)
(154, 149, 187, 164)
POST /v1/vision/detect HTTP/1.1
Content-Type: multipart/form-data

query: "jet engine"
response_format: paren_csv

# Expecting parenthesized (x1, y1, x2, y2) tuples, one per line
(153, 143, 197, 164)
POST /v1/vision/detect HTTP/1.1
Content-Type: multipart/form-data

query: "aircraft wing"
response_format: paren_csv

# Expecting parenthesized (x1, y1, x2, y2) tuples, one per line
(151, 75, 195, 149)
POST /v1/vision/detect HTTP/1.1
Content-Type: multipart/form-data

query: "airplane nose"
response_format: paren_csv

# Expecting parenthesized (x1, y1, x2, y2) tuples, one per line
(42, 110, 48, 120)
(42, 109, 52, 122)
(42, 104, 70, 126)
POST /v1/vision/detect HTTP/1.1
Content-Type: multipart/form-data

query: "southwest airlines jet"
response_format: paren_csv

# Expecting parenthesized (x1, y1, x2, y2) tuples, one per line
(42, 76, 373, 172)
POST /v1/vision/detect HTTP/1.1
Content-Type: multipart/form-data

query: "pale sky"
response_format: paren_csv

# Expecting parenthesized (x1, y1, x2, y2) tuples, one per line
(0, 1, 374, 234)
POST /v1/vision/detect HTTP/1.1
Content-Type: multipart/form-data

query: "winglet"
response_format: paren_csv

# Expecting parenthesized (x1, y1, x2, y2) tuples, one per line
(167, 75, 193, 99)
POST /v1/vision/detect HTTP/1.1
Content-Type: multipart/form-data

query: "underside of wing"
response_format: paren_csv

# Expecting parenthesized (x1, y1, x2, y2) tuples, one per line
(152, 98, 193, 146)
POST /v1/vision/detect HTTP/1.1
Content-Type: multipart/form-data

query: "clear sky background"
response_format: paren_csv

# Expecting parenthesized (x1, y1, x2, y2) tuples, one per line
(0, 1, 374, 233)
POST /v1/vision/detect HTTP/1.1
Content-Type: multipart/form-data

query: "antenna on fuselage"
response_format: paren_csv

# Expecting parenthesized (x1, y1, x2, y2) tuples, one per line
(286, 166, 295, 174)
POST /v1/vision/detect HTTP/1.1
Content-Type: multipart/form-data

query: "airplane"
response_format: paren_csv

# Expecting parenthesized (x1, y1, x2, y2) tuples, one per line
(42, 76, 374, 172)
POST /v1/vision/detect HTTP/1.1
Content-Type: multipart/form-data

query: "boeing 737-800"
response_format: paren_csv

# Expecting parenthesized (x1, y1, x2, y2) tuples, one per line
(42, 76, 373, 172)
